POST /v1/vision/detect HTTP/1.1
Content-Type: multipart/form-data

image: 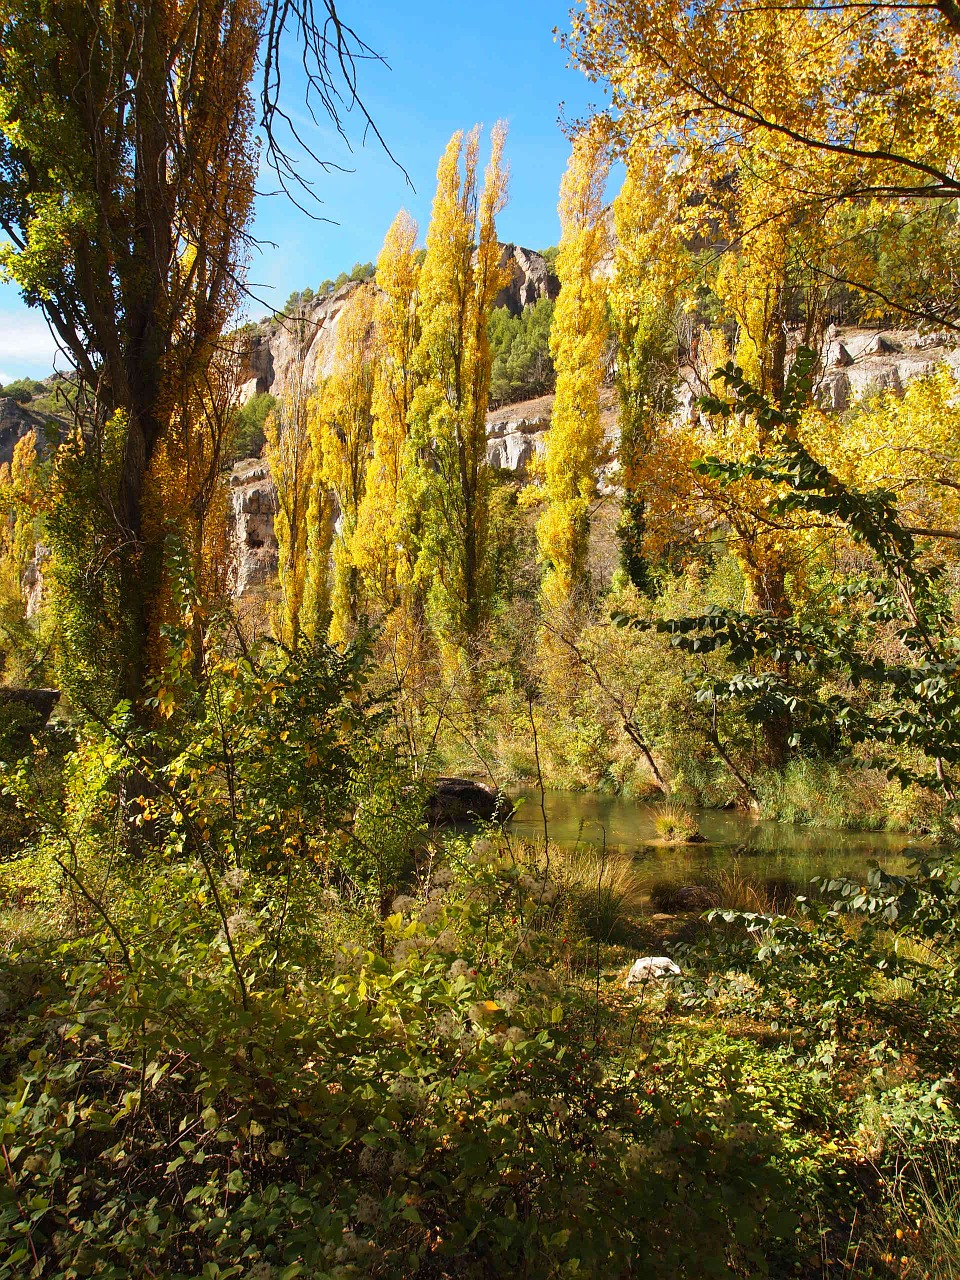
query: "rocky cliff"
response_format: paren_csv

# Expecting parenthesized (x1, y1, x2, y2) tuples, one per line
(236, 244, 559, 406)
(229, 259, 959, 600)
(228, 458, 280, 597)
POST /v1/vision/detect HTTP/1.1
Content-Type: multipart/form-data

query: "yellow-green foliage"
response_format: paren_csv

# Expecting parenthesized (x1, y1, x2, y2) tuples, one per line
(265, 303, 340, 648)
(353, 211, 421, 628)
(403, 124, 508, 654)
(315, 283, 375, 645)
(653, 801, 701, 843)
(0, 431, 46, 684)
(537, 129, 610, 608)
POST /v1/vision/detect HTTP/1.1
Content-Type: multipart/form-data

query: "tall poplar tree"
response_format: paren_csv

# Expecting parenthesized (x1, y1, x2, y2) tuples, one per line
(537, 130, 610, 608)
(0, 0, 390, 704)
(403, 124, 508, 653)
(353, 212, 421, 625)
(610, 154, 683, 592)
(316, 283, 376, 644)
(265, 307, 318, 650)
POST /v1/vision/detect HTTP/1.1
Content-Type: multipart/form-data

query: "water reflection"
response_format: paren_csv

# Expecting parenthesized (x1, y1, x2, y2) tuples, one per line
(507, 788, 919, 892)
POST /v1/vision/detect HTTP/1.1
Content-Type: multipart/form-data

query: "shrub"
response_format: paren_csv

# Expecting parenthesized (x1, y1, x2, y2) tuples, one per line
(0, 839, 831, 1279)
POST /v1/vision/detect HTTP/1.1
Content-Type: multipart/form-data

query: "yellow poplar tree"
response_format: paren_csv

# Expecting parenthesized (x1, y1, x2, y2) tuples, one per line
(316, 282, 376, 645)
(353, 212, 421, 623)
(610, 148, 691, 588)
(537, 129, 611, 608)
(0, 431, 47, 682)
(403, 123, 508, 652)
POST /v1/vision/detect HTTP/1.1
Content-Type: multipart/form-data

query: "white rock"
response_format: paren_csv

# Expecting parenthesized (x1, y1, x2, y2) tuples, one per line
(625, 956, 681, 987)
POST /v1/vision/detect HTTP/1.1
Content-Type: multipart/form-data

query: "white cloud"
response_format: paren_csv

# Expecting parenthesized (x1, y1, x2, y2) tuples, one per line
(0, 304, 60, 375)
(0, 371, 12, 386)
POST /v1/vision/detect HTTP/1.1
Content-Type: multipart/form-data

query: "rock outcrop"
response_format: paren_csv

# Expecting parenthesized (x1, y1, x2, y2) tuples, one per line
(486, 395, 553, 473)
(236, 282, 362, 406)
(21, 546, 48, 619)
(493, 245, 559, 315)
(0, 389, 69, 467)
(0, 398, 49, 467)
(228, 458, 279, 596)
(817, 326, 960, 411)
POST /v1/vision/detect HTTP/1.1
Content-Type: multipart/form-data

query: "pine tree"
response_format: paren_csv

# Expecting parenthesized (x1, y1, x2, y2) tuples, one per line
(536, 130, 610, 609)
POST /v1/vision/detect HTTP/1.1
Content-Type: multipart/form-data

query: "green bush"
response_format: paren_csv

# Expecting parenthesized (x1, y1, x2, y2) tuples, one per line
(0, 838, 832, 1279)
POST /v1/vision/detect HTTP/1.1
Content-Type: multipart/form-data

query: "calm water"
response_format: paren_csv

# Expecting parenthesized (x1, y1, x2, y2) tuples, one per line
(506, 788, 919, 893)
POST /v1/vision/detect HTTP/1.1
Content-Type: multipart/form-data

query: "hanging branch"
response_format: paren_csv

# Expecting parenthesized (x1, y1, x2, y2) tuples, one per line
(259, 0, 411, 215)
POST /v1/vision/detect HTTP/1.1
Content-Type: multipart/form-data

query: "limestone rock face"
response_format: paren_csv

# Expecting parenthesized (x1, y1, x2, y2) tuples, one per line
(234, 281, 372, 412)
(229, 458, 279, 596)
(233, 247, 558, 414)
(486, 395, 552, 474)
(21, 546, 48, 619)
(817, 327, 960, 412)
(236, 333, 275, 404)
(493, 245, 559, 316)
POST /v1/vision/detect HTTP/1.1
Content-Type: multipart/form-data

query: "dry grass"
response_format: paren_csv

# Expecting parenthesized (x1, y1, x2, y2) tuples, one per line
(515, 837, 645, 942)
(707, 861, 795, 915)
(847, 1144, 960, 1280)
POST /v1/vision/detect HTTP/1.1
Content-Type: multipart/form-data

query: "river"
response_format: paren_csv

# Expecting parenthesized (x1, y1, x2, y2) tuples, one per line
(506, 787, 919, 897)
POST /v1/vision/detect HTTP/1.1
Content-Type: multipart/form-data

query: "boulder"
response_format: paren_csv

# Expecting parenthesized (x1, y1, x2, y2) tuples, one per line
(426, 777, 514, 826)
(625, 956, 681, 987)
(826, 342, 854, 368)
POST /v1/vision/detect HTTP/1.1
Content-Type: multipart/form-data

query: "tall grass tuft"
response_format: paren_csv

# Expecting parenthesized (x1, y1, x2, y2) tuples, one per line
(867, 1142, 960, 1279)
(549, 843, 645, 943)
(653, 801, 703, 844)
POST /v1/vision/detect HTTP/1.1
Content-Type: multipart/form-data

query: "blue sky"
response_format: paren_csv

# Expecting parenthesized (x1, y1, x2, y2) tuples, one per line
(0, 0, 604, 382)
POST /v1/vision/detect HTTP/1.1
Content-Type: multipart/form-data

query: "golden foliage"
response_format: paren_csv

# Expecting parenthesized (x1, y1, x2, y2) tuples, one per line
(315, 283, 376, 645)
(403, 123, 509, 653)
(537, 128, 610, 608)
(353, 211, 421, 626)
(266, 325, 320, 649)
